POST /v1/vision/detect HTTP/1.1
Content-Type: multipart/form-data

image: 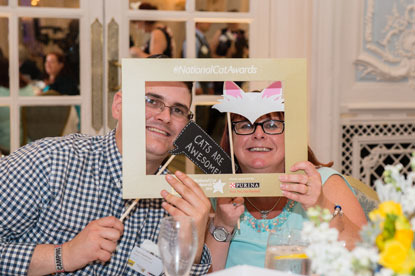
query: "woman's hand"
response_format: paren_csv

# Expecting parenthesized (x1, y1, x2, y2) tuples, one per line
(34, 87, 43, 96)
(214, 197, 245, 232)
(279, 161, 324, 210)
(205, 198, 244, 272)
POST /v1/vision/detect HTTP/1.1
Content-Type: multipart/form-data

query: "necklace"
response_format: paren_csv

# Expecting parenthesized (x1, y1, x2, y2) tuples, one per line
(245, 197, 282, 219)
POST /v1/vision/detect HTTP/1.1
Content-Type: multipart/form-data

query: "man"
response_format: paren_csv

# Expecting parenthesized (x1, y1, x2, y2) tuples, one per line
(0, 81, 211, 275)
(182, 22, 212, 60)
(182, 22, 214, 95)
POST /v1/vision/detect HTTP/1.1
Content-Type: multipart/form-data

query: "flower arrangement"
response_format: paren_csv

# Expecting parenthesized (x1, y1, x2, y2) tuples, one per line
(303, 153, 415, 276)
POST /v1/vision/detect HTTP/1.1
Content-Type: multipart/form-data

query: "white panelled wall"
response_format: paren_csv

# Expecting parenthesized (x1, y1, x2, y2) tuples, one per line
(310, 0, 415, 183)
(269, 0, 415, 183)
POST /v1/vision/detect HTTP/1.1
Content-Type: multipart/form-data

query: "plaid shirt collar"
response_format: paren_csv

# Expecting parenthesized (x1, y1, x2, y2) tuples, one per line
(106, 129, 123, 188)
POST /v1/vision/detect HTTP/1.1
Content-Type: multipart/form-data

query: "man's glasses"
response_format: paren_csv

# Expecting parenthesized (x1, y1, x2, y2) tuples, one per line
(145, 96, 193, 120)
(232, 119, 285, 135)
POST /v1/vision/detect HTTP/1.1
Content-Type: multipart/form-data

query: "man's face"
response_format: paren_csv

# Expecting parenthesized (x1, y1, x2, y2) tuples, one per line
(145, 81, 192, 162)
(197, 22, 211, 33)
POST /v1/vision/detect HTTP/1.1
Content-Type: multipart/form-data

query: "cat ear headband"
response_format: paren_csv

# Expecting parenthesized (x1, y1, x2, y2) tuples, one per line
(212, 81, 284, 123)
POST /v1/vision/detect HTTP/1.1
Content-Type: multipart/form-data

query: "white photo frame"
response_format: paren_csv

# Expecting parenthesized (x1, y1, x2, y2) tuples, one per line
(122, 58, 307, 199)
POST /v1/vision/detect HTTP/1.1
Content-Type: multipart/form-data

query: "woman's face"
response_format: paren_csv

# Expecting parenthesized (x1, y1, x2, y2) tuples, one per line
(44, 54, 63, 77)
(136, 21, 151, 33)
(136, 21, 145, 30)
(233, 113, 285, 174)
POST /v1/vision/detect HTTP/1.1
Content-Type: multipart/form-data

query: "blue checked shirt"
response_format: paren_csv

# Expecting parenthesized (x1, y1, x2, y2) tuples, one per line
(0, 130, 211, 275)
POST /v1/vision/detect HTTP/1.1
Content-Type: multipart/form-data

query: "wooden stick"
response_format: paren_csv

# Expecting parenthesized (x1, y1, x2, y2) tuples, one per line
(120, 198, 139, 222)
(227, 113, 236, 174)
(119, 155, 176, 222)
(227, 112, 240, 230)
(158, 155, 176, 175)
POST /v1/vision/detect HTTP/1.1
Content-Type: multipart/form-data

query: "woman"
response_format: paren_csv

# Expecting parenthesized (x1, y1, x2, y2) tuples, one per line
(0, 57, 34, 154)
(211, 22, 249, 59)
(129, 3, 175, 58)
(36, 52, 79, 96)
(206, 112, 367, 271)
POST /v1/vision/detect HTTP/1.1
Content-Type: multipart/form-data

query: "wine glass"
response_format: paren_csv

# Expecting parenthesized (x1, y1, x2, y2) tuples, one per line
(265, 229, 311, 275)
(158, 216, 198, 276)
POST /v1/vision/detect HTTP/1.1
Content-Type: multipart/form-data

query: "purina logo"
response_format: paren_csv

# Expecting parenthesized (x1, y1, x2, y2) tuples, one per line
(229, 182, 260, 189)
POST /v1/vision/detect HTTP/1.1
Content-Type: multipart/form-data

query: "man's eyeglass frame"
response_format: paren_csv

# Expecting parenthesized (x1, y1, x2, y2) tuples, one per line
(145, 96, 193, 120)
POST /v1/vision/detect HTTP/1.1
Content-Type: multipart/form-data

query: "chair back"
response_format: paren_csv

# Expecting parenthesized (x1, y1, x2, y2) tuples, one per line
(21, 106, 71, 143)
(344, 175, 379, 220)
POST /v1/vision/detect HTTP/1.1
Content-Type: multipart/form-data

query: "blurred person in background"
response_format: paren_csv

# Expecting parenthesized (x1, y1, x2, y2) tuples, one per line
(211, 21, 249, 59)
(182, 21, 214, 95)
(211, 15, 249, 95)
(58, 19, 80, 85)
(0, 57, 34, 155)
(19, 44, 42, 83)
(36, 52, 79, 96)
(130, 2, 175, 58)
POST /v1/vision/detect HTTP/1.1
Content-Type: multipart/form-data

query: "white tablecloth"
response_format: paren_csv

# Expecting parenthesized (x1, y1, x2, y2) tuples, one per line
(208, 265, 302, 276)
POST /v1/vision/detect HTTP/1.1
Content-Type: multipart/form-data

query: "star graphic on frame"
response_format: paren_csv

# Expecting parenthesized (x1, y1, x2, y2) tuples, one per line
(213, 180, 226, 194)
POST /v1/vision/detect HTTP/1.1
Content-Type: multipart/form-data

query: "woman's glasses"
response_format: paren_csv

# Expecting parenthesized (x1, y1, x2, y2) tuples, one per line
(232, 119, 285, 135)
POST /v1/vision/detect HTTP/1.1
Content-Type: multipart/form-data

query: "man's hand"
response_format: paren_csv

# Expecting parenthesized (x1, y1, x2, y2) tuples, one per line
(62, 216, 124, 272)
(161, 171, 211, 264)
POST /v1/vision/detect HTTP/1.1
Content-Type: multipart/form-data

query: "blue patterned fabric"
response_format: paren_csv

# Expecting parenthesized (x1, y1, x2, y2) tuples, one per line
(0, 130, 211, 275)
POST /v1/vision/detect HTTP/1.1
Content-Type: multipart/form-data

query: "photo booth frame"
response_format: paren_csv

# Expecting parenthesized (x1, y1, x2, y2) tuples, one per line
(122, 58, 307, 199)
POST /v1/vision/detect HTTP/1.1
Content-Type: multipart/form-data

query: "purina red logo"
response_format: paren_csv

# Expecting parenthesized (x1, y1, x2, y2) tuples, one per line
(229, 182, 260, 189)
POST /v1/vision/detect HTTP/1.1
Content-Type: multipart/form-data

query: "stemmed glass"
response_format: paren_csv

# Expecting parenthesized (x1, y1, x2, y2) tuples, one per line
(158, 216, 198, 276)
(265, 229, 311, 275)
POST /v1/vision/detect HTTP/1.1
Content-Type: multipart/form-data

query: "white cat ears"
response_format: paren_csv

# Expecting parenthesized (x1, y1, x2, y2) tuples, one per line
(212, 81, 284, 123)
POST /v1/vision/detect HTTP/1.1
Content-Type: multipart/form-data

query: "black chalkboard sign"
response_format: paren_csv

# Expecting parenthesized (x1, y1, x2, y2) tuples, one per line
(170, 121, 234, 174)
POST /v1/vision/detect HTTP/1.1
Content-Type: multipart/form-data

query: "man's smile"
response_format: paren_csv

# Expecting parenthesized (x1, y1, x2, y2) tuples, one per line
(146, 126, 171, 137)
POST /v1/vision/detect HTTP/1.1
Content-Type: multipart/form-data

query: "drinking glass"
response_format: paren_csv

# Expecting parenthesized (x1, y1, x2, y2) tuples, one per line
(265, 229, 311, 275)
(158, 216, 198, 276)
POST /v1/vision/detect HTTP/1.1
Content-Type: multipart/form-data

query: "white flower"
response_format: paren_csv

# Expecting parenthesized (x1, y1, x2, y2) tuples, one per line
(359, 220, 381, 246)
(307, 208, 320, 218)
(375, 181, 400, 202)
(376, 161, 415, 217)
(303, 153, 415, 276)
(350, 246, 378, 274)
(303, 219, 353, 275)
(401, 186, 415, 216)
(321, 211, 332, 222)
(302, 222, 338, 244)
(375, 267, 395, 276)
(306, 242, 353, 276)
(352, 246, 378, 265)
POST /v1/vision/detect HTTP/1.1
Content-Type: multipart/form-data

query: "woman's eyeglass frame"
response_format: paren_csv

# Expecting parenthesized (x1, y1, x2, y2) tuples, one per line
(231, 119, 285, 135)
